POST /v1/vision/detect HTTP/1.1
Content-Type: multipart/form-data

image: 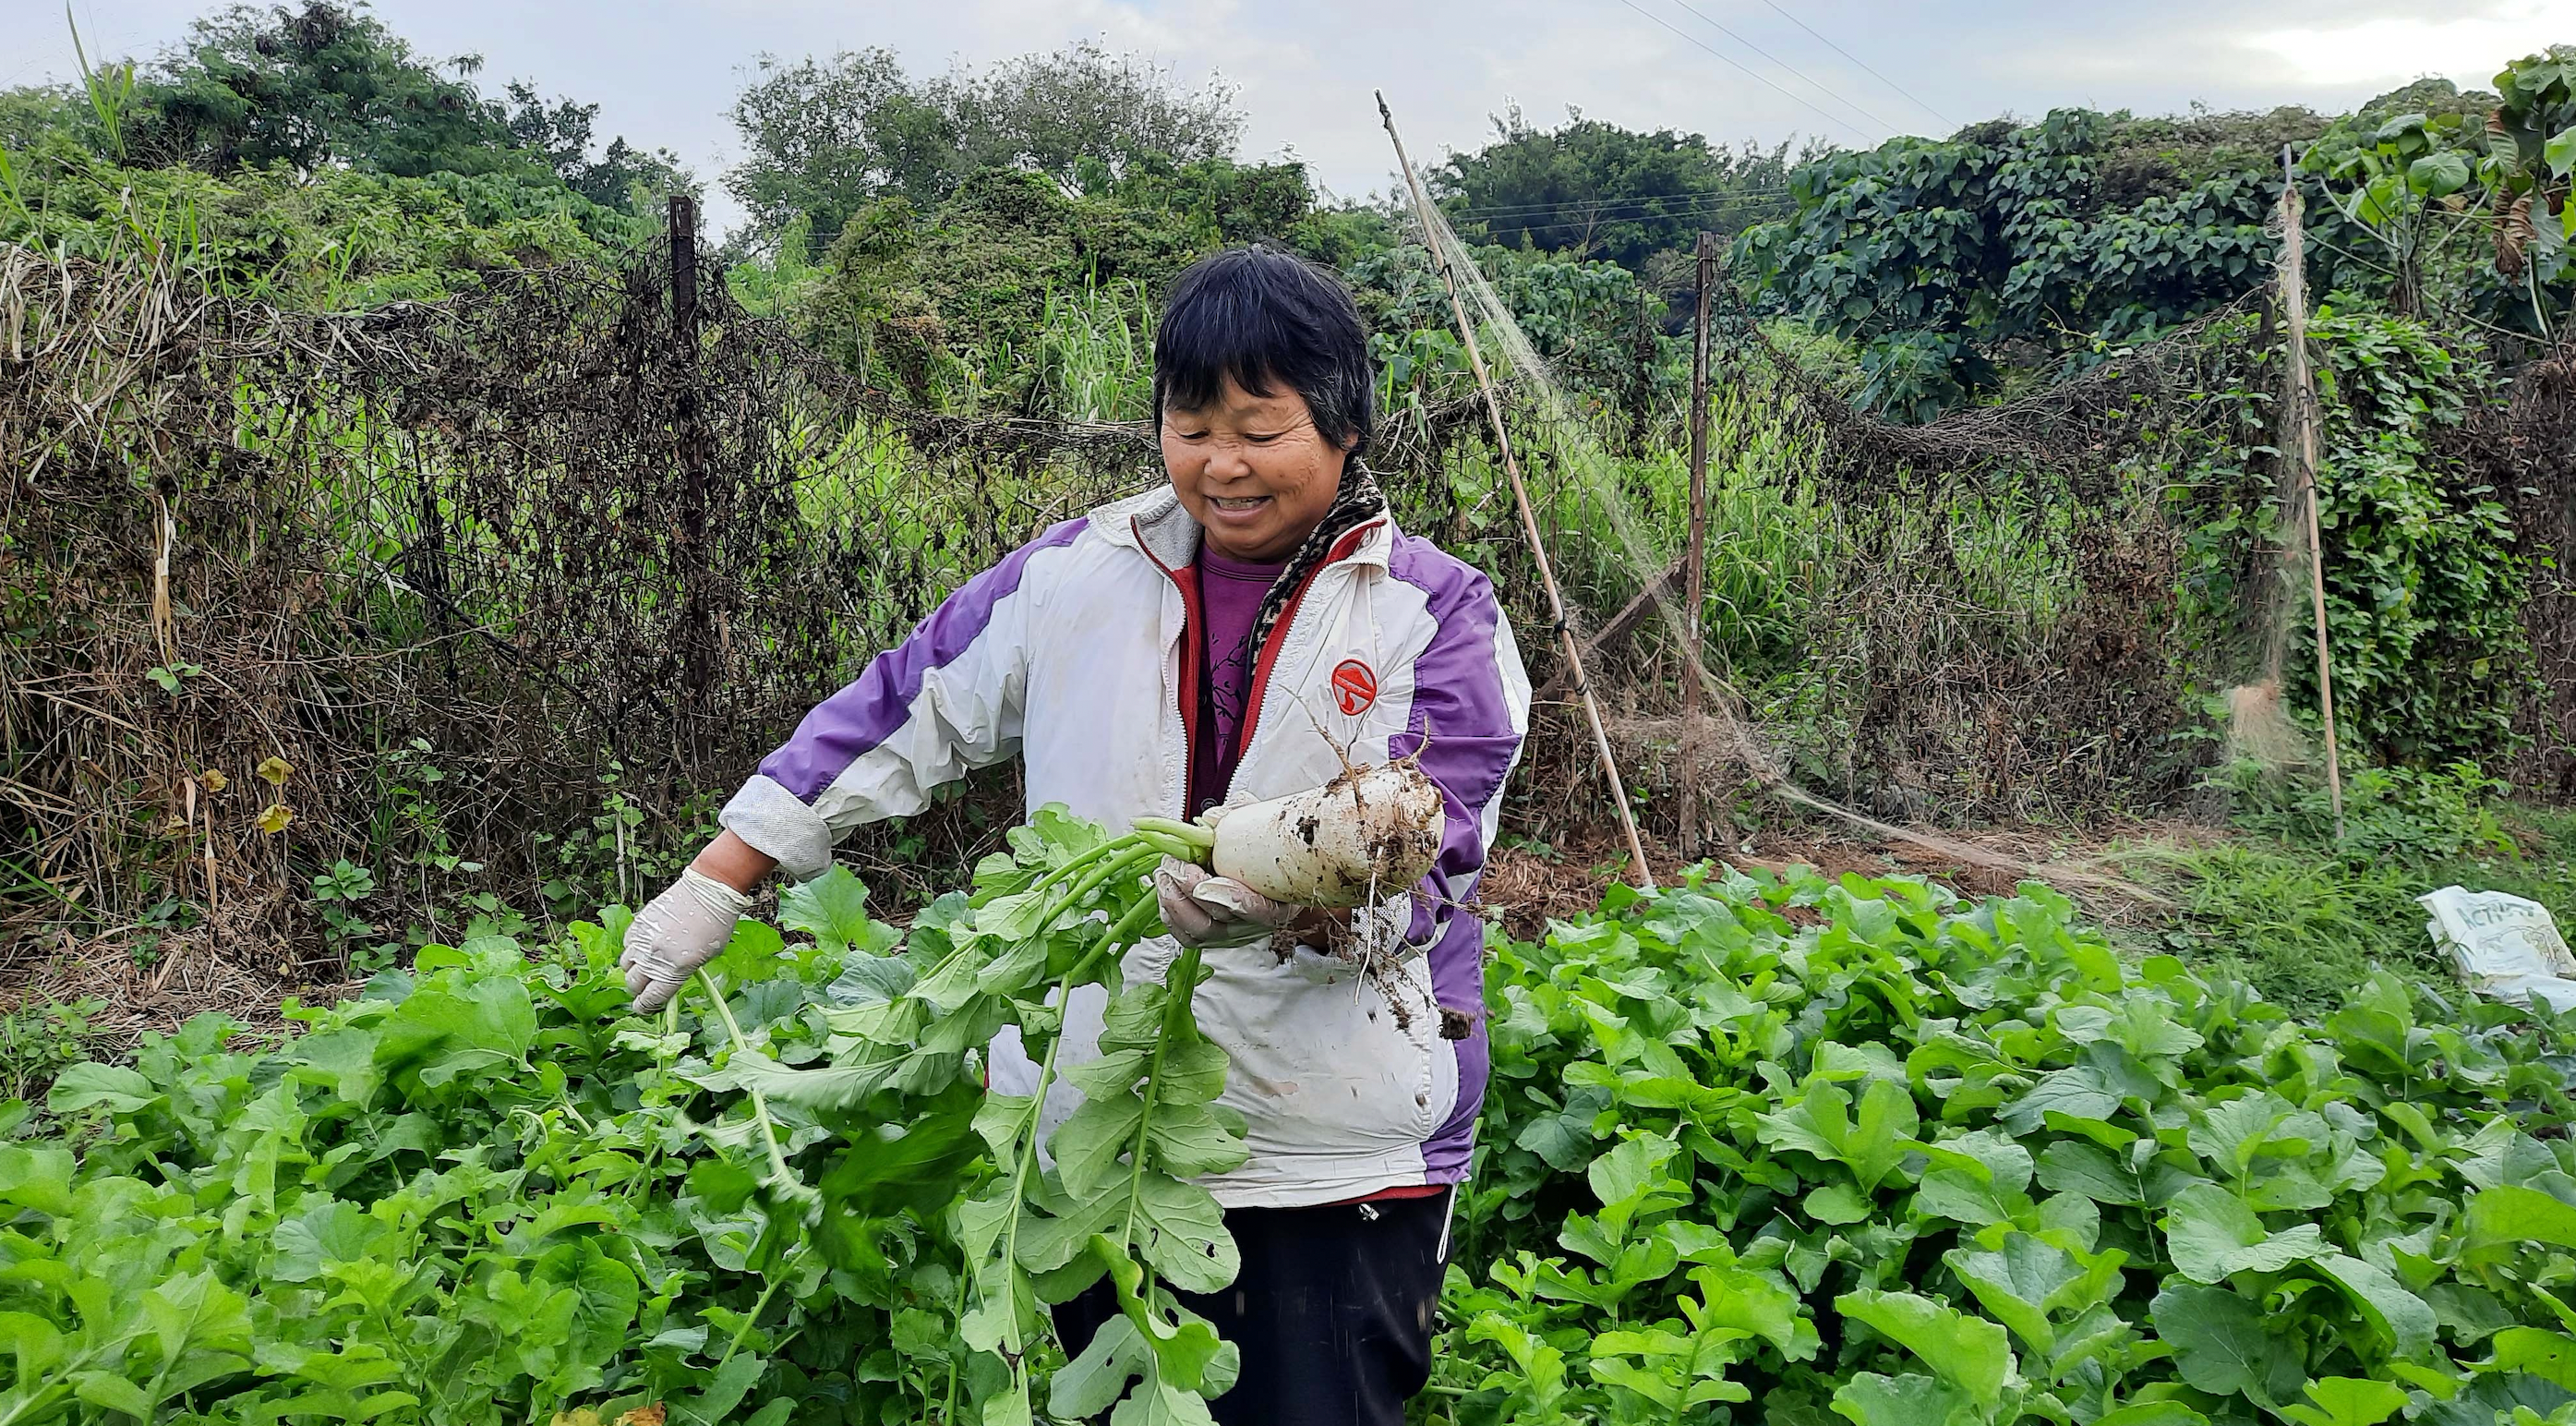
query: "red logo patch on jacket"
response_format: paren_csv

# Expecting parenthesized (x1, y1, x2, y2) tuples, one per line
(1330, 659, 1378, 717)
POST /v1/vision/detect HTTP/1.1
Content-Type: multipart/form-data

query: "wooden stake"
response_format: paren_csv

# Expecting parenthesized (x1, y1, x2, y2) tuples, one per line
(1679, 231, 1715, 861)
(2280, 145, 2347, 842)
(669, 194, 714, 754)
(668, 193, 698, 341)
(1378, 91, 1656, 891)
(1530, 557, 1685, 704)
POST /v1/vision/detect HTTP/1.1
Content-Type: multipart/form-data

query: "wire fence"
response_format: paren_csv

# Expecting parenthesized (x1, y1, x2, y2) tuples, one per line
(0, 214, 1511, 975)
(4, 207, 2569, 998)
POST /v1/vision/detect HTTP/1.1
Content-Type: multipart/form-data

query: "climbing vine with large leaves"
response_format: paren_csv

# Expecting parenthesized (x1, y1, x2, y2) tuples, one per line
(1731, 108, 2284, 421)
(2289, 313, 2536, 768)
(1736, 54, 2576, 421)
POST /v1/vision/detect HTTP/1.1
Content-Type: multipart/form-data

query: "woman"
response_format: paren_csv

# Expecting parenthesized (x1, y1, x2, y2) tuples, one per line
(616, 246, 1530, 1425)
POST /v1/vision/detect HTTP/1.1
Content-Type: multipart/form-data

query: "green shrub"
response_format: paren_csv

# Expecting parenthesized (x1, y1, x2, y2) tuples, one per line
(0, 997, 102, 1103)
(2217, 759, 2515, 864)
(0, 136, 651, 307)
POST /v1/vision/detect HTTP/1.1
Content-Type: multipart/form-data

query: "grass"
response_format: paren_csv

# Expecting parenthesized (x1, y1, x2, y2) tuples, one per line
(1502, 380, 2101, 700)
(1029, 279, 1153, 423)
(2116, 791, 2576, 1014)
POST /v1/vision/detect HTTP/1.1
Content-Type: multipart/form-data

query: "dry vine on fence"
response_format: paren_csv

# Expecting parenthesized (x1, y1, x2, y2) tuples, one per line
(6, 221, 2570, 1021)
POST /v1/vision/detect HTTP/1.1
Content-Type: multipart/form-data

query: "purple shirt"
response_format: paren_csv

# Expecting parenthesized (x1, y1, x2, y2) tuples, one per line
(1191, 547, 1285, 816)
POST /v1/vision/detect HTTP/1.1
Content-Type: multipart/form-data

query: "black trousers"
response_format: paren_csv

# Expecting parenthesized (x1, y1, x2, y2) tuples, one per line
(1053, 1189, 1452, 1426)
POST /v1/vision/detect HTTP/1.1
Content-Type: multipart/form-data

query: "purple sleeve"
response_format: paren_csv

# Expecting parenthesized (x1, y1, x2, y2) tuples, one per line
(1385, 537, 1528, 1186)
(758, 518, 1083, 799)
(719, 519, 1085, 880)
(1386, 550, 1523, 956)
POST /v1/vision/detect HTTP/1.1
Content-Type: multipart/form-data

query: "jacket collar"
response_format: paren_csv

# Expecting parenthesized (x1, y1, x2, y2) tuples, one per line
(1092, 484, 1394, 573)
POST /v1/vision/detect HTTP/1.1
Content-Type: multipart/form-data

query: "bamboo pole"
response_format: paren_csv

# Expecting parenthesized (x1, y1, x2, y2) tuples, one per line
(1679, 231, 1715, 860)
(2280, 145, 2347, 842)
(1377, 91, 1656, 890)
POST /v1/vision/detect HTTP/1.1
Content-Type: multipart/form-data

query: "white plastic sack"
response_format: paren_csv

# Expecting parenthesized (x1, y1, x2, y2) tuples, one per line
(2419, 886, 2576, 1012)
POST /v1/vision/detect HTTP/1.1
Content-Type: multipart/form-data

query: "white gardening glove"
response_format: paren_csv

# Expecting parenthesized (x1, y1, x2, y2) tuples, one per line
(1154, 856, 1299, 949)
(620, 867, 754, 1012)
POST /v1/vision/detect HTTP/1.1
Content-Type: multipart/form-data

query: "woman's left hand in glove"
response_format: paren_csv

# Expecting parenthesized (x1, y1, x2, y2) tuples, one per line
(1153, 856, 1301, 949)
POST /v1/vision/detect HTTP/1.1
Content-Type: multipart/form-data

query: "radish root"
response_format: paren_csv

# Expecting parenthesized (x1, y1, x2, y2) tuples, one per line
(1207, 756, 1443, 909)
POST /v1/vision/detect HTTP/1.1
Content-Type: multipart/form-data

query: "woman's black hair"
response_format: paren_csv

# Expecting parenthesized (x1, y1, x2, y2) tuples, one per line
(1152, 246, 1377, 456)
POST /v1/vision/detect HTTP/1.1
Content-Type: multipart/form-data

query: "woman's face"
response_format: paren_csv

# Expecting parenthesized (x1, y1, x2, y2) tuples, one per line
(1162, 375, 1350, 563)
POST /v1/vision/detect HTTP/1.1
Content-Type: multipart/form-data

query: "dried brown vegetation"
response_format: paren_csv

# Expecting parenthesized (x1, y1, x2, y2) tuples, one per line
(5, 225, 2571, 1017)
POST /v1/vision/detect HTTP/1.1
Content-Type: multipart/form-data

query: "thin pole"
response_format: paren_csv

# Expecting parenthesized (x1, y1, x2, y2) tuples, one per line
(1679, 231, 1715, 861)
(1378, 91, 1656, 891)
(670, 193, 713, 755)
(2279, 146, 2346, 841)
(669, 193, 699, 343)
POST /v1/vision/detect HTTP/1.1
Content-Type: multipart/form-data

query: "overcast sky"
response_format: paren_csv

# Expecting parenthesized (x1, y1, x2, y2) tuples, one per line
(13, 0, 2575, 238)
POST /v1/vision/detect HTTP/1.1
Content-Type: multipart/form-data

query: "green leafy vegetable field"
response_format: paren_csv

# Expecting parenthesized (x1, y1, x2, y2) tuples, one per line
(1439, 868, 2576, 1426)
(6, 829, 2573, 1426)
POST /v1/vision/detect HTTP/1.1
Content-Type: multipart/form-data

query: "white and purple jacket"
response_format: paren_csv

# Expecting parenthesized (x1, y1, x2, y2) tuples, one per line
(719, 485, 1531, 1209)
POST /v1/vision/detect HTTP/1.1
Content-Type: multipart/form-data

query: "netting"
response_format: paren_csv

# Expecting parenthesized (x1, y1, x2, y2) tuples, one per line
(0, 235, 1510, 968)
(2472, 348, 2576, 799)
(1389, 188, 2259, 891)
(5, 214, 2570, 989)
(1707, 285, 2269, 824)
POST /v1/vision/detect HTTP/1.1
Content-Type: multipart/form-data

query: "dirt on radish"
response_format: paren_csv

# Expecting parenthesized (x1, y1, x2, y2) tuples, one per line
(1208, 758, 1445, 909)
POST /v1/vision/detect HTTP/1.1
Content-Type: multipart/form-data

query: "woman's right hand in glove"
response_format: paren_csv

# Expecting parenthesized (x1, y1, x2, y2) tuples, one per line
(620, 867, 755, 1012)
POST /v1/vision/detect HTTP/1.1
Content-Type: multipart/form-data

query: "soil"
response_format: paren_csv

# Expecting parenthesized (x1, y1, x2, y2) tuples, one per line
(1471, 816, 2196, 942)
(5, 904, 357, 1054)
(11, 810, 2204, 1052)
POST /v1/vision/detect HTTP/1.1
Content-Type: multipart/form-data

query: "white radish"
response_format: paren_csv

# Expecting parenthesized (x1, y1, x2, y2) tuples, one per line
(1205, 759, 1445, 908)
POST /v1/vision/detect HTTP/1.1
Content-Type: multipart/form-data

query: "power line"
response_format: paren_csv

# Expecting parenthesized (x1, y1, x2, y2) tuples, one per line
(1444, 185, 1788, 223)
(1610, 0, 1874, 145)
(1488, 214, 1768, 244)
(1453, 207, 1786, 239)
(1752, 0, 1955, 130)
(1657, 0, 1900, 137)
(1457, 193, 1792, 239)
(1450, 188, 1780, 220)
(1448, 188, 1790, 224)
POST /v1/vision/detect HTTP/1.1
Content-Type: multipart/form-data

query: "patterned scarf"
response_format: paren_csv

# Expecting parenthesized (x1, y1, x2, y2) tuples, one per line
(1242, 460, 1387, 663)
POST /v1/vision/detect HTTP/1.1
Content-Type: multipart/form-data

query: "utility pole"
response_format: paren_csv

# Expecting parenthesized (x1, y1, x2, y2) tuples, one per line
(2279, 146, 2346, 841)
(1378, 91, 1657, 891)
(1679, 231, 1715, 860)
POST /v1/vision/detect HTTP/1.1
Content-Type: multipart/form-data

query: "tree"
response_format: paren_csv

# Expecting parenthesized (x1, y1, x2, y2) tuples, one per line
(1106, 154, 1315, 248)
(129, 1, 523, 177)
(1430, 108, 1814, 273)
(934, 42, 1241, 195)
(0, 86, 90, 158)
(503, 82, 694, 216)
(725, 48, 941, 251)
(53, 2, 688, 217)
(1346, 237, 1679, 441)
(2484, 48, 2576, 338)
(2292, 65, 2576, 344)
(724, 41, 1243, 251)
(801, 167, 1200, 405)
